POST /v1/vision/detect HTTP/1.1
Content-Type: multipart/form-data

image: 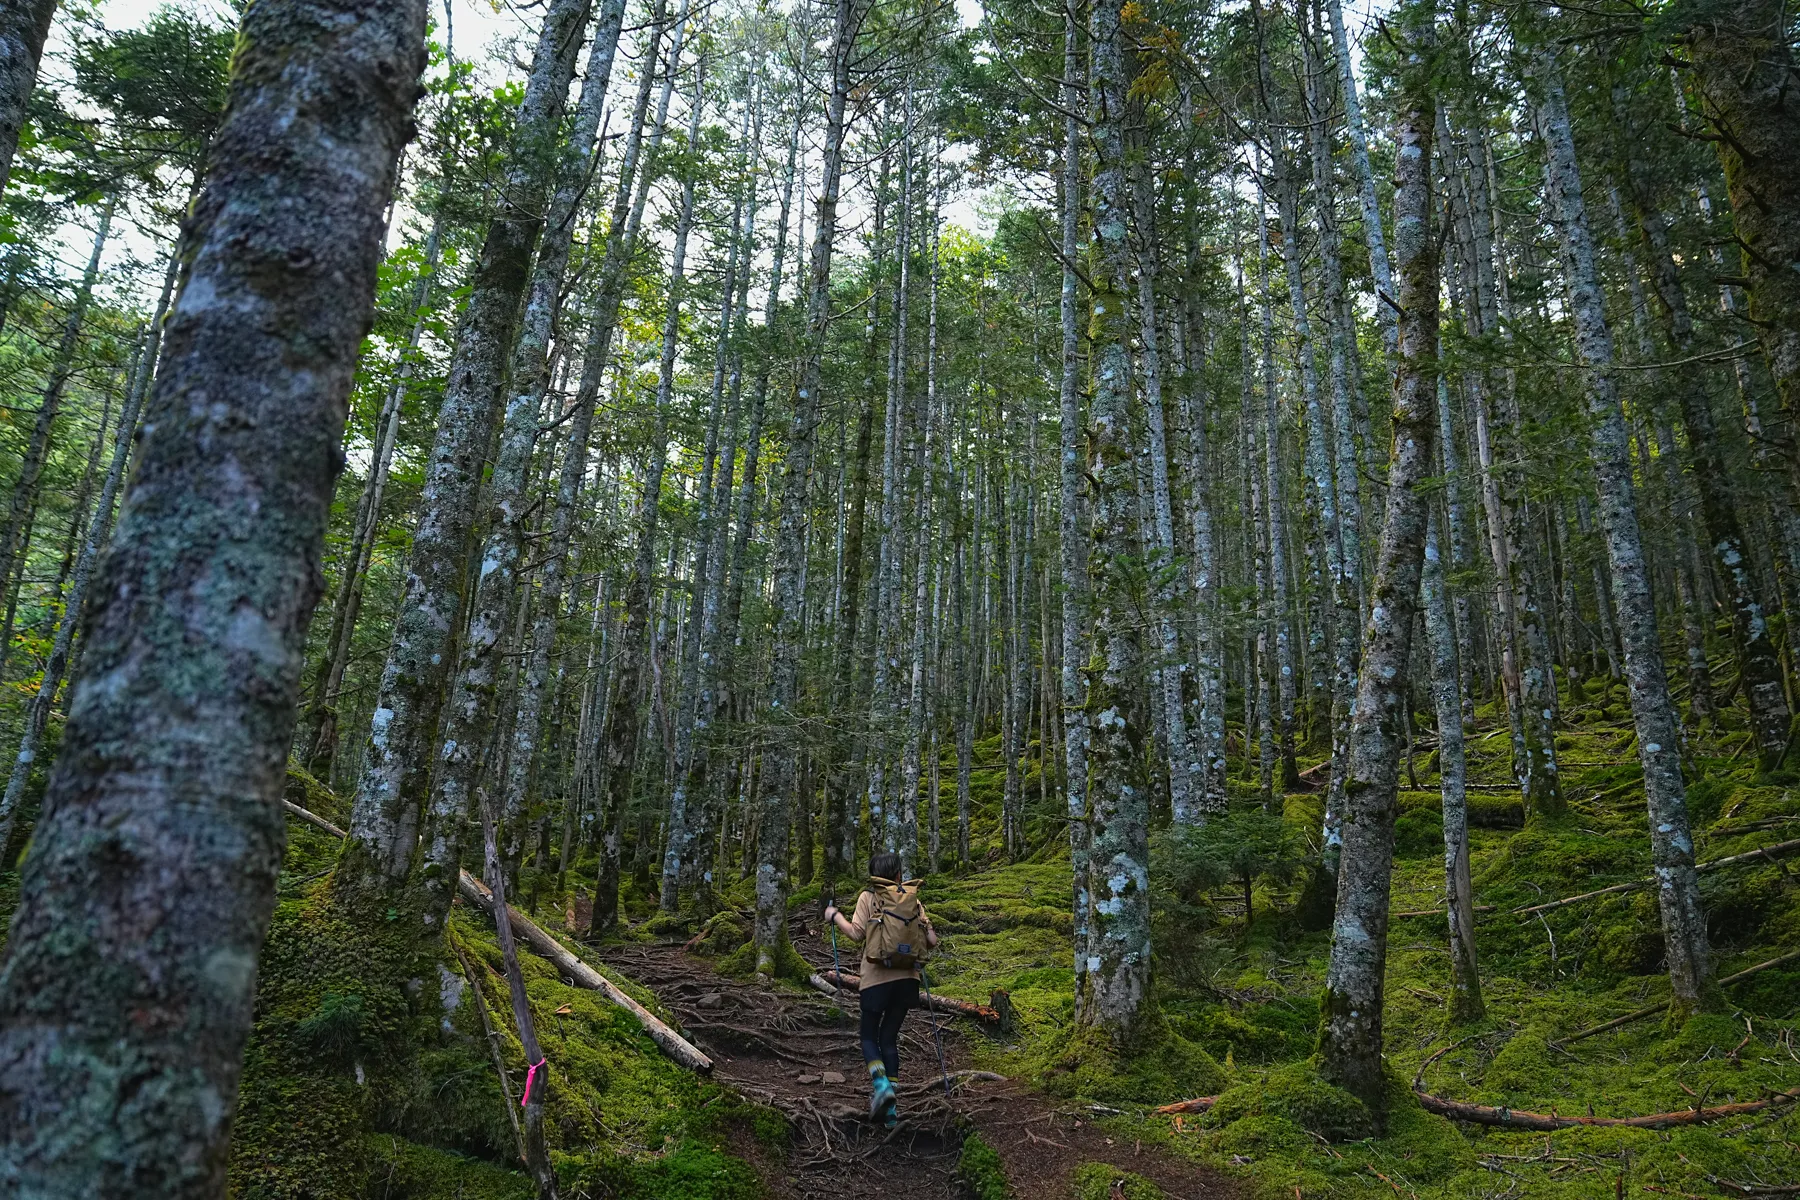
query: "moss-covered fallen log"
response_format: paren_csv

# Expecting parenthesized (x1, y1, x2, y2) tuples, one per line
(280, 798, 713, 1074)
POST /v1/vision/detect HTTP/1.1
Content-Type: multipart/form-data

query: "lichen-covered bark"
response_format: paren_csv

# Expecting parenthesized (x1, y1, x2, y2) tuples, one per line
(1423, 515, 1483, 1024)
(1079, 0, 1151, 1046)
(0, 0, 424, 1189)
(1317, 0, 1433, 1121)
(1616, 107, 1790, 765)
(1535, 46, 1715, 1014)
(339, 0, 590, 903)
(755, 0, 864, 975)
(1676, 1, 1800, 546)
(1059, 3, 1093, 988)
(0, 0, 55, 199)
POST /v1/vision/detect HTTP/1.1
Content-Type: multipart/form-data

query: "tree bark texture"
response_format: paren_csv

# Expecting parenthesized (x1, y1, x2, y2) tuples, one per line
(0, 0, 425, 1190)
(1317, 0, 1434, 1122)
(0, 0, 55, 198)
(1536, 46, 1715, 1014)
(340, 0, 591, 905)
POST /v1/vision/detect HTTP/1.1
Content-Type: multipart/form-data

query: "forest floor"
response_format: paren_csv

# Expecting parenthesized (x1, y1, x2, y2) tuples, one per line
(598, 919, 1243, 1200)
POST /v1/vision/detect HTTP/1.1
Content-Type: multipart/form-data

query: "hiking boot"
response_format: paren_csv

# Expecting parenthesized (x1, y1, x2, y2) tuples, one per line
(883, 1097, 900, 1130)
(868, 1073, 897, 1122)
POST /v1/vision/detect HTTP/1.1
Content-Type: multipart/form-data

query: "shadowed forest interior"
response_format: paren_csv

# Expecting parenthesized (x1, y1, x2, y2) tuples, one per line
(0, 0, 1797, 1196)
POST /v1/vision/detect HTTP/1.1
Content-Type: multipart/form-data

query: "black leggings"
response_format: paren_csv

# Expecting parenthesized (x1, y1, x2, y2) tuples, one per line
(858, 977, 919, 1077)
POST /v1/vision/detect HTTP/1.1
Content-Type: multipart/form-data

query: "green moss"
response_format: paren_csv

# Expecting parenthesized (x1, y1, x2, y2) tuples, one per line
(1038, 1022, 1227, 1104)
(1207, 1062, 1372, 1141)
(363, 1135, 534, 1200)
(1209, 1113, 1306, 1155)
(1071, 1163, 1166, 1200)
(957, 1130, 1009, 1200)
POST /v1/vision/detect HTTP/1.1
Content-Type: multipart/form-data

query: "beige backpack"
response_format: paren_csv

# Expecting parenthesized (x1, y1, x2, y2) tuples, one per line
(862, 878, 929, 970)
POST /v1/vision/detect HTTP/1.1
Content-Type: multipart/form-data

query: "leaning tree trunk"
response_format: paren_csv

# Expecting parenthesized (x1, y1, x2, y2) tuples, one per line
(1079, 0, 1152, 1048)
(0, 197, 114, 673)
(1317, 0, 1434, 1124)
(0, 0, 424, 1190)
(1536, 45, 1715, 1015)
(0, 0, 55, 199)
(339, 0, 591, 905)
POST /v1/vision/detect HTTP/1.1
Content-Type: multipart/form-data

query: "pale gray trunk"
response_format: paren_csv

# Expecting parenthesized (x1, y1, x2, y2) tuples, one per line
(1324, 0, 1396, 357)
(1127, 147, 1199, 825)
(590, 54, 702, 935)
(1175, 294, 1225, 811)
(495, 0, 631, 845)
(1535, 47, 1713, 1013)
(341, 0, 591, 900)
(1423, 513, 1482, 1023)
(1252, 162, 1299, 788)
(0, 0, 424, 1186)
(1060, 5, 1091, 975)
(1318, 2, 1433, 1122)
(1080, 0, 1151, 1045)
(755, 0, 862, 975)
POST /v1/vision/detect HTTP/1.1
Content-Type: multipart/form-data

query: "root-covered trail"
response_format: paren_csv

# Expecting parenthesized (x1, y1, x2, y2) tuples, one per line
(600, 918, 1240, 1199)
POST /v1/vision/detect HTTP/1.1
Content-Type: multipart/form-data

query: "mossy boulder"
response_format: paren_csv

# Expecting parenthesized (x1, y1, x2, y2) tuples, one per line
(1207, 1062, 1372, 1141)
(1038, 1023, 1227, 1104)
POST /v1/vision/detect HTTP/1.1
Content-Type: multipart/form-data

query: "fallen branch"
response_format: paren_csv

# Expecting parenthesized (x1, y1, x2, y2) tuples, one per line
(1153, 1095, 1220, 1115)
(808, 970, 1003, 1024)
(1413, 1086, 1800, 1131)
(1557, 949, 1800, 1045)
(1514, 838, 1800, 917)
(278, 798, 712, 1074)
(1392, 904, 1497, 919)
(458, 872, 713, 1073)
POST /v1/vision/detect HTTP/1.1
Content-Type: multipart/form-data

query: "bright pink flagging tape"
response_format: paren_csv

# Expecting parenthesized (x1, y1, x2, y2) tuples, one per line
(521, 1058, 545, 1107)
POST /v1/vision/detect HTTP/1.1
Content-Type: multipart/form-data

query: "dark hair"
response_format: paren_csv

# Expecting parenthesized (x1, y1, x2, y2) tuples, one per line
(869, 851, 902, 882)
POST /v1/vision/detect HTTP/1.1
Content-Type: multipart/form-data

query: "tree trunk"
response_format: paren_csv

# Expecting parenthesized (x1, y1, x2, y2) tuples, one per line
(1317, 0, 1434, 1123)
(1423, 513, 1482, 1023)
(0, 0, 55, 198)
(0, 197, 114, 675)
(1079, 0, 1152, 1046)
(0, 0, 424, 1188)
(339, 0, 592, 903)
(755, 0, 863, 976)
(1535, 45, 1715, 1015)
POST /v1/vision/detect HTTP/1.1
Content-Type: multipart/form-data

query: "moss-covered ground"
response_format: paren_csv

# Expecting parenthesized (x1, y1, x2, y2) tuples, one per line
(224, 772, 784, 1200)
(902, 678, 1800, 1198)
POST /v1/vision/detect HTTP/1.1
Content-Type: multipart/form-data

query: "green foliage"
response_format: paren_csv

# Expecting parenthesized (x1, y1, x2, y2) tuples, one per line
(1155, 806, 1305, 922)
(1071, 1163, 1166, 1200)
(957, 1130, 1010, 1200)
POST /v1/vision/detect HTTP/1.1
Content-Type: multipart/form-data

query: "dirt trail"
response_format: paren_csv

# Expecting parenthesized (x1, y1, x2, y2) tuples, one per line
(599, 917, 1240, 1200)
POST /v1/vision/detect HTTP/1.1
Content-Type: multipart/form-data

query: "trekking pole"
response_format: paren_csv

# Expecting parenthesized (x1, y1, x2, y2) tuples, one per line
(918, 964, 953, 1098)
(826, 893, 846, 1018)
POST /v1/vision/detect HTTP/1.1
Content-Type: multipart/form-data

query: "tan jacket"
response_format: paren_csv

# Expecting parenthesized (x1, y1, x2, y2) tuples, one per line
(845, 887, 934, 988)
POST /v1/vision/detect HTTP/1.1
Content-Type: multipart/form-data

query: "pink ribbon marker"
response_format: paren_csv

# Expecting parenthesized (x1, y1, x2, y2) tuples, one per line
(521, 1058, 545, 1107)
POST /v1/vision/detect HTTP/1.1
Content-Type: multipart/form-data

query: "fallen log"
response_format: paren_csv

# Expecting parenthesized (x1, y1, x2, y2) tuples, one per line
(1153, 1095, 1220, 1115)
(1413, 1086, 1800, 1131)
(1556, 948, 1800, 1046)
(1515, 838, 1800, 917)
(278, 798, 712, 1074)
(457, 873, 713, 1074)
(809, 970, 1003, 1024)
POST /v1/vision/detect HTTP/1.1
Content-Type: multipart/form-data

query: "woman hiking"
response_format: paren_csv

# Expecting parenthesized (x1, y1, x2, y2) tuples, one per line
(823, 851, 939, 1126)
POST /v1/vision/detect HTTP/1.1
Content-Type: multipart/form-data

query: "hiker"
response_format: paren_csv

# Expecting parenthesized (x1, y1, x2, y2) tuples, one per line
(823, 851, 939, 1126)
